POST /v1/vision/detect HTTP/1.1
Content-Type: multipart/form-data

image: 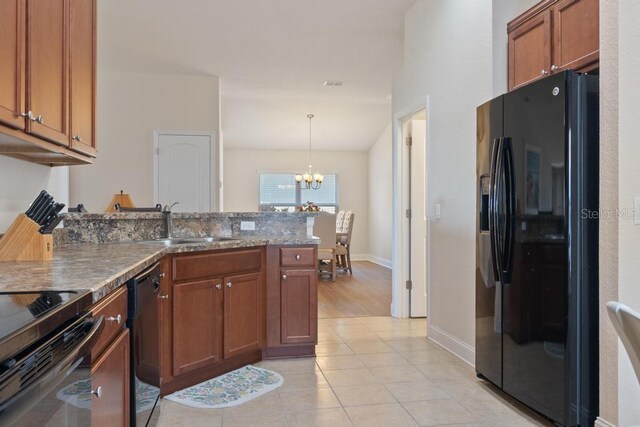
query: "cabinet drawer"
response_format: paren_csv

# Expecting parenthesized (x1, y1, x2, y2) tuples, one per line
(92, 287, 127, 359)
(172, 249, 262, 282)
(280, 247, 315, 267)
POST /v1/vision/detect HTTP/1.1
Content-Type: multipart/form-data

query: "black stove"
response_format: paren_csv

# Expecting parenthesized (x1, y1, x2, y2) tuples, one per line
(0, 290, 100, 426)
(0, 290, 93, 364)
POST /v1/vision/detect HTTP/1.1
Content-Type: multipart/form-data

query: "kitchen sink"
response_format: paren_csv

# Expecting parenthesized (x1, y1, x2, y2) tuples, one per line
(146, 236, 238, 245)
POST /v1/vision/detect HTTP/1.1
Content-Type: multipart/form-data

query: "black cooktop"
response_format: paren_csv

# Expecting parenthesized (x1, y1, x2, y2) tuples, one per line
(0, 290, 93, 363)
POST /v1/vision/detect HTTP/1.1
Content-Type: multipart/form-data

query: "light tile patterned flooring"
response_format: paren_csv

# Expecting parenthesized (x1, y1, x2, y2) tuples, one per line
(157, 317, 551, 426)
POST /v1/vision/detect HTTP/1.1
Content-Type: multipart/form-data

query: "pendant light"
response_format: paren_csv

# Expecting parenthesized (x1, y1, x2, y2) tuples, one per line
(295, 114, 323, 190)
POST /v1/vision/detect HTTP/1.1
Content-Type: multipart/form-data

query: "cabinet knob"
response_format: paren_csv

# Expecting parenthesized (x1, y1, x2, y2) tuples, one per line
(295, 254, 301, 260)
(282, 275, 287, 280)
(541, 69, 549, 75)
(106, 314, 122, 324)
(91, 386, 103, 399)
(19, 111, 34, 120)
(72, 134, 83, 142)
(216, 284, 222, 290)
(159, 272, 166, 278)
(551, 64, 559, 71)
(226, 282, 232, 288)
(158, 294, 169, 300)
(31, 114, 43, 124)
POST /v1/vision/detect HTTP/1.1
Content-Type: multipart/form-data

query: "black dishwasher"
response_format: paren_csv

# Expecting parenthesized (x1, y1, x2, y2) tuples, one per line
(126, 263, 162, 427)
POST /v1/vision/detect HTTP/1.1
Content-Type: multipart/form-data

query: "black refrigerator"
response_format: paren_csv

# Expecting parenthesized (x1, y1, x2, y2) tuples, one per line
(475, 71, 599, 426)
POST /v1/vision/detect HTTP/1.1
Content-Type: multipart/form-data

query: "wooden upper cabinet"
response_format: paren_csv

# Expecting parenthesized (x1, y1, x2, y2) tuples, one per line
(0, 0, 26, 129)
(552, 0, 599, 72)
(507, 0, 599, 91)
(26, 0, 69, 146)
(508, 10, 552, 91)
(69, 0, 96, 156)
(223, 272, 263, 359)
(172, 279, 223, 376)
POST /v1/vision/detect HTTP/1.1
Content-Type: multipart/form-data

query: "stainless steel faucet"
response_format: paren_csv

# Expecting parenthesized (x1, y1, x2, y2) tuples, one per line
(162, 202, 179, 238)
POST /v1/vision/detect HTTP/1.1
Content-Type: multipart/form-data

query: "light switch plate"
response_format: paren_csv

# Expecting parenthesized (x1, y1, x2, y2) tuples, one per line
(240, 221, 256, 231)
(435, 203, 441, 219)
(635, 198, 640, 225)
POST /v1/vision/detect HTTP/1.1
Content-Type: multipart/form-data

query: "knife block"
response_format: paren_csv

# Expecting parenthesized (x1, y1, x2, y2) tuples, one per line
(0, 214, 53, 261)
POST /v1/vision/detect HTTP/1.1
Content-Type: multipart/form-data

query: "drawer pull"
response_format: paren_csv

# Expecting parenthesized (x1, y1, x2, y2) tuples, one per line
(158, 294, 169, 300)
(295, 254, 301, 260)
(226, 282, 232, 288)
(106, 314, 122, 324)
(282, 275, 287, 280)
(91, 386, 103, 398)
(216, 284, 222, 290)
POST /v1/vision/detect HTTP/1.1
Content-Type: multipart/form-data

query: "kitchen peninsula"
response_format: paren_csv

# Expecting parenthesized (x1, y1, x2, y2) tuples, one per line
(0, 212, 319, 425)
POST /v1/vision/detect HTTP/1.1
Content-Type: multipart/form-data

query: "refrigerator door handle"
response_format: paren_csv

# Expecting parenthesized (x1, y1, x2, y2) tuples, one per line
(501, 137, 516, 283)
(489, 137, 503, 282)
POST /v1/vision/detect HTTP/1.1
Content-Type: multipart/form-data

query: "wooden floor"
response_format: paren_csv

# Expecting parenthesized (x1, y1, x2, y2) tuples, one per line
(318, 261, 392, 318)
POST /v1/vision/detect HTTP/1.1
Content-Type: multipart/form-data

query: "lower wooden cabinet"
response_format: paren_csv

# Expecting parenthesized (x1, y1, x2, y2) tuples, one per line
(223, 273, 262, 358)
(159, 248, 266, 394)
(280, 269, 317, 345)
(171, 279, 223, 376)
(91, 329, 130, 427)
(264, 245, 318, 358)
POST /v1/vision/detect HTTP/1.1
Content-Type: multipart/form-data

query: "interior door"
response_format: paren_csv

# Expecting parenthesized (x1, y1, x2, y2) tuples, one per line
(156, 132, 216, 212)
(410, 118, 428, 317)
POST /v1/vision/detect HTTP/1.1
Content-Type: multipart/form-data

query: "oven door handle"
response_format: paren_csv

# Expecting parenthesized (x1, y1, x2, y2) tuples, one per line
(0, 316, 105, 425)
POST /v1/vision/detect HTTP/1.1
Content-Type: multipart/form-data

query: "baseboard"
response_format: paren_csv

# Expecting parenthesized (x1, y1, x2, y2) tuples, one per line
(595, 417, 616, 427)
(427, 324, 475, 367)
(351, 254, 392, 269)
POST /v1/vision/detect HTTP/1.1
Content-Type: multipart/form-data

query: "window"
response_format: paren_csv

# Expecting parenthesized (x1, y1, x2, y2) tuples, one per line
(259, 172, 338, 213)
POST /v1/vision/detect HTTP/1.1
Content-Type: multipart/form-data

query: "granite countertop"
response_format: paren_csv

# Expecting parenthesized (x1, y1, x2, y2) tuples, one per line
(0, 236, 318, 303)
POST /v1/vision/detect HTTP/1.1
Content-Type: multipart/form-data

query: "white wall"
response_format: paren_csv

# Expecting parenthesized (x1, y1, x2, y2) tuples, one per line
(616, 1, 640, 425)
(0, 157, 68, 233)
(368, 124, 393, 266)
(492, 0, 540, 96)
(392, 0, 493, 354)
(69, 71, 220, 211)
(223, 148, 369, 256)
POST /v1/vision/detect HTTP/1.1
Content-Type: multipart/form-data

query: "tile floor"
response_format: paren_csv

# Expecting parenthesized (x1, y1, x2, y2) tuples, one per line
(157, 316, 551, 426)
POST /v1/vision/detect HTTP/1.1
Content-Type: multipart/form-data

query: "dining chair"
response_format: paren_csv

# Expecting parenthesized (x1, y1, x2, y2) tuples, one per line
(607, 301, 640, 385)
(314, 211, 337, 281)
(335, 210, 354, 274)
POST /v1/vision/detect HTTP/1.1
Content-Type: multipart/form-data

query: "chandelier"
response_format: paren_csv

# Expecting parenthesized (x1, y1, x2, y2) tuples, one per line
(295, 114, 323, 190)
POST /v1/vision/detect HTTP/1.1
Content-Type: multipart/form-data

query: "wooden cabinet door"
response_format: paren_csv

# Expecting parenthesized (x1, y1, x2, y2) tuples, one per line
(0, 0, 26, 129)
(26, 0, 69, 146)
(508, 10, 552, 90)
(552, 0, 599, 72)
(172, 279, 222, 376)
(223, 272, 262, 358)
(92, 329, 130, 427)
(280, 269, 317, 345)
(68, 0, 96, 155)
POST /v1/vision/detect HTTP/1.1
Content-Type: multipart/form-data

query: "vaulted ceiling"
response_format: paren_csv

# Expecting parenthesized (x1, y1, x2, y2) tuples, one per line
(98, 0, 415, 150)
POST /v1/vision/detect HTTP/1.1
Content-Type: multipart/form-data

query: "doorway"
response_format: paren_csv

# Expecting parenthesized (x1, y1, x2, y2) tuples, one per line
(153, 131, 219, 212)
(402, 110, 428, 318)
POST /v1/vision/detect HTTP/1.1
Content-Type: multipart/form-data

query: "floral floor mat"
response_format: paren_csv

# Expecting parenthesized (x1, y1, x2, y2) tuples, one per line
(164, 365, 283, 409)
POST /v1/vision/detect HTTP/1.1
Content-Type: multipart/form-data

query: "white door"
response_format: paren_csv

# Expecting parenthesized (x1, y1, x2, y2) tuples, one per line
(155, 132, 216, 212)
(410, 118, 428, 317)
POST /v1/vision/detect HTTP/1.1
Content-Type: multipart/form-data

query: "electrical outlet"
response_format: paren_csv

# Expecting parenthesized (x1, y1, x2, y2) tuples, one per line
(240, 221, 256, 231)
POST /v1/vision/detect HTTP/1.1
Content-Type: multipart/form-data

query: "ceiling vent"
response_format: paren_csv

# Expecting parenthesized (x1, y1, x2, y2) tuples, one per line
(323, 81, 344, 87)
